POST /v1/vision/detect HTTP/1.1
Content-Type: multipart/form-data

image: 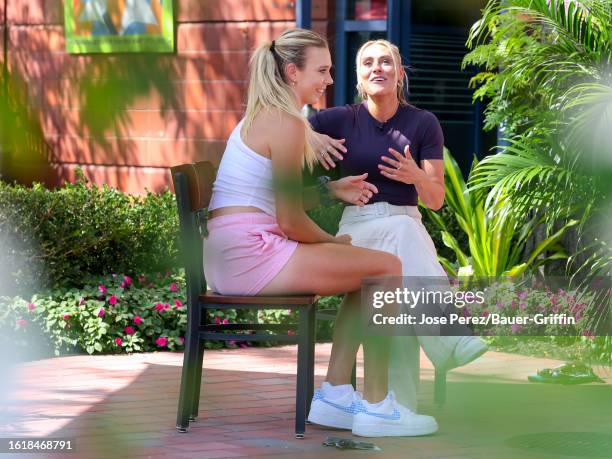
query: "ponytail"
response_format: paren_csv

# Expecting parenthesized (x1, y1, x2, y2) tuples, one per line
(242, 29, 328, 171)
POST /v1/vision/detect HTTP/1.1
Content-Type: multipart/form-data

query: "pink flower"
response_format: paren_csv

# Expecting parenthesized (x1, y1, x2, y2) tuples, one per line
(123, 275, 133, 286)
(138, 275, 146, 284)
(174, 299, 183, 309)
(98, 284, 107, 296)
(481, 310, 490, 318)
(582, 330, 596, 339)
(518, 290, 528, 301)
(511, 324, 523, 334)
(550, 295, 558, 306)
(496, 301, 504, 310)
(98, 307, 105, 317)
(156, 336, 168, 347)
(108, 295, 118, 305)
(16, 318, 27, 327)
(519, 302, 526, 311)
(214, 316, 221, 325)
(574, 311, 583, 321)
(133, 316, 143, 325)
(222, 319, 229, 325)
(115, 337, 123, 346)
(169, 282, 178, 293)
(27, 303, 36, 312)
(177, 336, 185, 345)
(163, 303, 171, 311)
(154, 303, 164, 312)
(120, 282, 126, 289)
(287, 330, 295, 336)
(63, 314, 71, 320)
(124, 326, 135, 335)
(79, 297, 85, 306)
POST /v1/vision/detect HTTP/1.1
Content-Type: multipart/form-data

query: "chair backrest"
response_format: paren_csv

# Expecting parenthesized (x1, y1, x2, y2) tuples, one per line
(171, 161, 217, 299)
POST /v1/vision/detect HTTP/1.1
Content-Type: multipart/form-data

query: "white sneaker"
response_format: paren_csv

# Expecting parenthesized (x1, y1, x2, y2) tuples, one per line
(307, 383, 359, 430)
(448, 336, 488, 370)
(352, 391, 438, 437)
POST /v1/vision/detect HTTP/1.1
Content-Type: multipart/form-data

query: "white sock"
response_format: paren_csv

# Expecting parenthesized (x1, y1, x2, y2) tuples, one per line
(322, 381, 353, 398)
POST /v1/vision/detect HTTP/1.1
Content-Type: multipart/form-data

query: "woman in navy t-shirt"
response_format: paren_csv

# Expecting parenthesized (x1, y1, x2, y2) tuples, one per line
(307, 39, 488, 423)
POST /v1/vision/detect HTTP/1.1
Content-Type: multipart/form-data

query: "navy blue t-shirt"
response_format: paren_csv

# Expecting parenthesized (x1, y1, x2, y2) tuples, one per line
(309, 102, 444, 206)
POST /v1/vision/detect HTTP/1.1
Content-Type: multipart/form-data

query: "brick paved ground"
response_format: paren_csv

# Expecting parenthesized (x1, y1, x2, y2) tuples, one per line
(1, 344, 610, 459)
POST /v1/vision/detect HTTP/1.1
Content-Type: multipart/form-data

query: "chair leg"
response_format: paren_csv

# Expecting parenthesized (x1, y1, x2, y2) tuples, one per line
(295, 307, 310, 438)
(189, 341, 205, 421)
(434, 369, 447, 406)
(306, 304, 316, 414)
(176, 330, 200, 432)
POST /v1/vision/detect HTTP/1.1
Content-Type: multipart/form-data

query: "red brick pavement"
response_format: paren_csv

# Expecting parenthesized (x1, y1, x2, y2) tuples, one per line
(1, 344, 610, 459)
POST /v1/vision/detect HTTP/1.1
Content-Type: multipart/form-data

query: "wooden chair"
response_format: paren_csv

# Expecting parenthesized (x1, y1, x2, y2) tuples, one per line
(172, 161, 317, 438)
(171, 161, 446, 438)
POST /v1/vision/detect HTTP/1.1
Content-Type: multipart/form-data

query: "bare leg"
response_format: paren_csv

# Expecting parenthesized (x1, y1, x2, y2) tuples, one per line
(258, 242, 402, 402)
(363, 335, 390, 402)
(326, 292, 361, 386)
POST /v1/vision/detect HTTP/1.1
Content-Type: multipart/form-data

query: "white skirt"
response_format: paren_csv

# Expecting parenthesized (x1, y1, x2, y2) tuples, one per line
(338, 202, 459, 410)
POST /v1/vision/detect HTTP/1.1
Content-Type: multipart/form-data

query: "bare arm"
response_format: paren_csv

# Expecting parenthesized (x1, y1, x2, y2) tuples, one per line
(271, 115, 346, 243)
(414, 159, 444, 210)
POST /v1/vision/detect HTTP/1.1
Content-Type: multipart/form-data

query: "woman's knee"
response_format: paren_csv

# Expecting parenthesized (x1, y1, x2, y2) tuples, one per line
(370, 252, 402, 277)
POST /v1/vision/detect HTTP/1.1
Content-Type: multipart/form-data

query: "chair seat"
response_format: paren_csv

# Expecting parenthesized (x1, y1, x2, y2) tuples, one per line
(200, 292, 318, 305)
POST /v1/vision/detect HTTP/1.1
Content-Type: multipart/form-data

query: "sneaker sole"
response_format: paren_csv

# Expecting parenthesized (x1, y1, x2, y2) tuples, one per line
(352, 421, 438, 437)
(307, 402, 352, 430)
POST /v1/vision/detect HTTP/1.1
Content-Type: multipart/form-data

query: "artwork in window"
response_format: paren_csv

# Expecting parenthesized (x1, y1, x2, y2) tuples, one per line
(64, 1, 174, 53)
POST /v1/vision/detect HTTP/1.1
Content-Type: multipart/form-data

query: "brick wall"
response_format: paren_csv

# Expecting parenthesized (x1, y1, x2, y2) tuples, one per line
(4, 0, 330, 194)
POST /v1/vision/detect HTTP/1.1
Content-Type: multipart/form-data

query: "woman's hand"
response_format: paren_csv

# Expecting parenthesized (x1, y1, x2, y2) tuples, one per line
(329, 173, 378, 206)
(310, 132, 347, 170)
(378, 145, 427, 185)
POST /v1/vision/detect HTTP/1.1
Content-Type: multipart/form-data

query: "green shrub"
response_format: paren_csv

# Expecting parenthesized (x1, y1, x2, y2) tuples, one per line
(0, 272, 188, 356)
(307, 202, 344, 235)
(0, 270, 343, 357)
(0, 174, 179, 294)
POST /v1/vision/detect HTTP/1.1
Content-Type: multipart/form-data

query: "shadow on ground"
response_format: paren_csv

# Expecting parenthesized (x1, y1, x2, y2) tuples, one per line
(2, 350, 611, 459)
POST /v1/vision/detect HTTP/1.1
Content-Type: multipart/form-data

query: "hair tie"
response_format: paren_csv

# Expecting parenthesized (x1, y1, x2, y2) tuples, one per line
(270, 40, 276, 53)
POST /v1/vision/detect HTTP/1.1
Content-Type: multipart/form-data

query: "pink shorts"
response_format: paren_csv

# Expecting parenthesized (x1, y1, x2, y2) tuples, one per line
(203, 212, 298, 295)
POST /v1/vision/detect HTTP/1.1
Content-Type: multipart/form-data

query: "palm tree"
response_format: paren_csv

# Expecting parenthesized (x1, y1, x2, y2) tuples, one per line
(463, 0, 611, 333)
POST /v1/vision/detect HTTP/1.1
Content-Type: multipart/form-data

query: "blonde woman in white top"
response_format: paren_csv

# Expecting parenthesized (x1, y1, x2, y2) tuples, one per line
(205, 28, 438, 437)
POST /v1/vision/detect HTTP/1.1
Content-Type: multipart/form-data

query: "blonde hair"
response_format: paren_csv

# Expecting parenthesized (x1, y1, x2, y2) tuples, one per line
(243, 28, 328, 171)
(355, 39, 409, 106)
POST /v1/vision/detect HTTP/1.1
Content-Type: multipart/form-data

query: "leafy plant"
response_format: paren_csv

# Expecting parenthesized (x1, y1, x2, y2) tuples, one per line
(463, 0, 611, 282)
(0, 176, 180, 294)
(0, 270, 343, 358)
(422, 150, 576, 276)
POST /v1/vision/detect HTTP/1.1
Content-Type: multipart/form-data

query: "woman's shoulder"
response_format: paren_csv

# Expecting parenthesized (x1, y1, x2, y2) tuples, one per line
(257, 107, 305, 132)
(309, 104, 361, 130)
(315, 104, 359, 119)
(400, 104, 439, 120)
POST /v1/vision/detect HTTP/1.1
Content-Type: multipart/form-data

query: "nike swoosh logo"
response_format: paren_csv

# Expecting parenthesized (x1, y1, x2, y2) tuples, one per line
(361, 408, 401, 420)
(316, 394, 356, 413)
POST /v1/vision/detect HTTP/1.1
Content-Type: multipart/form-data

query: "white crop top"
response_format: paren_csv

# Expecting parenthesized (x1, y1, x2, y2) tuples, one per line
(208, 120, 276, 216)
